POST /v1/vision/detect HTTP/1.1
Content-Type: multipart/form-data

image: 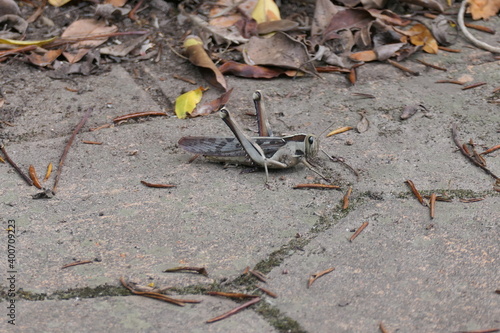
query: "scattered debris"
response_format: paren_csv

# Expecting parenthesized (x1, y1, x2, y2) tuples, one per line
(141, 181, 177, 189)
(163, 266, 208, 276)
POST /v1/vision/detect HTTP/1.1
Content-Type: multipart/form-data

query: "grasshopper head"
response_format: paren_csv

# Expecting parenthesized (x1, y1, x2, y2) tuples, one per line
(305, 134, 319, 158)
(219, 107, 229, 119)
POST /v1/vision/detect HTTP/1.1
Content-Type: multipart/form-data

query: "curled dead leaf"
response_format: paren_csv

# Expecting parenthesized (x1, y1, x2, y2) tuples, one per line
(190, 88, 233, 118)
(252, 0, 281, 23)
(408, 24, 438, 54)
(219, 61, 300, 78)
(467, 0, 500, 20)
(184, 35, 227, 91)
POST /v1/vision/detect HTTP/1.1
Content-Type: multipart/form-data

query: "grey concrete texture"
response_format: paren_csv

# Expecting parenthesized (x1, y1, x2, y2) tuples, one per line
(0, 16, 499, 333)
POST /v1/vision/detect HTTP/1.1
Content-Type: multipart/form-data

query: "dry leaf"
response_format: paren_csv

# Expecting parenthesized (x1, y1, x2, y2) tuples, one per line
(408, 23, 438, 54)
(219, 61, 298, 78)
(0, 0, 20, 15)
(175, 87, 207, 119)
(49, 0, 72, 7)
(104, 0, 128, 6)
(190, 88, 233, 118)
(61, 19, 118, 63)
(257, 19, 298, 35)
(27, 49, 63, 67)
(251, 0, 280, 23)
(242, 32, 317, 75)
(311, 0, 340, 43)
(467, 0, 500, 19)
(184, 35, 228, 91)
(349, 50, 377, 62)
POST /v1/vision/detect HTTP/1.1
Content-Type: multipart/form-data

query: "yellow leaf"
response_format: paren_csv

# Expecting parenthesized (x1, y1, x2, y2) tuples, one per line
(408, 24, 438, 54)
(49, 0, 73, 7)
(251, 0, 281, 24)
(0, 37, 57, 46)
(175, 87, 207, 119)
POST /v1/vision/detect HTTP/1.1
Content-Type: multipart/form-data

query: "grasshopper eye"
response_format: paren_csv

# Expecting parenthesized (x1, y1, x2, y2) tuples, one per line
(308, 136, 314, 145)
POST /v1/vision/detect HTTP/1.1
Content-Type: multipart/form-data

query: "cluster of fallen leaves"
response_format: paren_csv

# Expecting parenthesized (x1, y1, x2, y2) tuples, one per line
(173, 0, 499, 118)
(0, 0, 151, 77)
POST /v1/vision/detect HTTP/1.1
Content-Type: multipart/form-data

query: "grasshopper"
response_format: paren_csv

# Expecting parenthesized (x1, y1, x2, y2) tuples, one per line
(178, 91, 326, 182)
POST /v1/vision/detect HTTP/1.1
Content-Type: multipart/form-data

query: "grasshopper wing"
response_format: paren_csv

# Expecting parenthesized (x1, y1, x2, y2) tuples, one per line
(179, 136, 287, 158)
(178, 137, 247, 157)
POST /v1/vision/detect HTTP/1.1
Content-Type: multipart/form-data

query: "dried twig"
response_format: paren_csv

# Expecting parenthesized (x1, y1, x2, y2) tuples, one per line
(387, 59, 419, 76)
(416, 59, 447, 71)
(350, 222, 369, 242)
(342, 186, 353, 210)
(405, 180, 427, 206)
(462, 82, 487, 90)
(452, 124, 499, 180)
(308, 267, 335, 288)
(113, 111, 167, 123)
(120, 277, 201, 306)
(141, 181, 177, 188)
(61, 260, 93, 269)
(206, 292, 257, 299)
(293, 184, 341, 190)
(429, 193, 437, 219)
(481, 145, 500, 156)
(257, 286, 277, 298)
(206, 296, 260, 323)
(0, 142, 33, 186)
(163, 266, 208, 276)
(53, 108, 93, 193)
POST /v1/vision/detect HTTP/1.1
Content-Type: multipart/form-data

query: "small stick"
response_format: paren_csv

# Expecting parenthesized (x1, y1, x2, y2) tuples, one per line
(43, 162, 53, 181)
(424, 195, 452, 202)
(416, 59, 447, 71)
(82, 140, 103, 145)
(206, 296, 260, 323)
(326, 126, 353, 137)
(26, 0, 48, 23)
(387, 59, 419, 76)
(464, 23, 496, 34)
(315, 66, 351, 73)
(249, 269, 267, 283)
(405, 180, 427, 206)
(435, 80, 464, 85)
(438, 46, 461, 53)
(28, 165, 43, 189)
(257, 286, 277, 298)
(429, 193, 437, 219)
(293, 184, 341, 190)
(342, 186, 352, 210)
(349, 222, 369, 242)
(113, 111, 167, 123)
(141, 181, 176, 188)
(163, 266, 208, 276)
(481, 145, 500, 155)
(206, 292, 257, 299)
(90, 123, 112, 131)
(120, 277, 200, 306)
(129, 0, 145, 21)
(351, 92, 375, 99)
(452, 124, 499, 180)
(0, 142, 33, 186)
(172, 74, 196, 85)
(53, 108, 93, 193)
(307, 267, 335, 288)
(454, 329, 500, 333)
(462, 82, 487, 90)
(61, 260, 93, 269)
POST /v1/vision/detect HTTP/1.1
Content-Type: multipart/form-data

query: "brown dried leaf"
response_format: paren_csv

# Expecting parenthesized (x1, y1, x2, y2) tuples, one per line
(408, 24, 438, 54)
(242, 32, 317, 75)
(219, 61, 297, 78)
(27, 49, 63, 67)
(257, 19, 299, 35)
(190, 88, 233, 118)
(468, 0, 500, 20)
(349, 50, 377, 62)
(311, 0, 340, 41)
(322, 8, 374, 43)
(184, 35, 227, 91)
(61, 19, 118, 63)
